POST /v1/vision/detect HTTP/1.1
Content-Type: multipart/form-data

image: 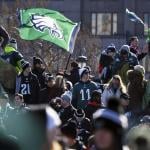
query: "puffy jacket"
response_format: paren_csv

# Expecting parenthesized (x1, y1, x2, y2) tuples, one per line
(113, 52, 139, 75)
(1, 46, 23, 74)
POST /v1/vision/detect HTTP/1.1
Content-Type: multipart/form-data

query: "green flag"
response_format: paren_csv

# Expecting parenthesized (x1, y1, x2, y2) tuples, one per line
(19, 8, 80, 53)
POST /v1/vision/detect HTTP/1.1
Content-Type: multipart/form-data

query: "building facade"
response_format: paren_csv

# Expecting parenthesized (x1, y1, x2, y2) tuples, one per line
(47, 0, 150, 47)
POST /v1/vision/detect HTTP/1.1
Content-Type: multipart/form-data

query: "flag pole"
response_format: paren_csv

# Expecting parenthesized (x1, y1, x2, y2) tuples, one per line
(64, 53, 72, 73)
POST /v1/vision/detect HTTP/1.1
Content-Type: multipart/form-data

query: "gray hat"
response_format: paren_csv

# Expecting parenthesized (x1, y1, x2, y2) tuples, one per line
(61, 93, 71, 103)
(120, 45, 130, 53)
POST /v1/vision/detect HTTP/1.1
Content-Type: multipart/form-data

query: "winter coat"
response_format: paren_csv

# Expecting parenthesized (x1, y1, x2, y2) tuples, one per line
(32, 68, 46, 89)
(113, 52, 139, 74)
(100, 65, 113, 83)
(99, 51, 114, 73)
(84, 101, 101, 120)
(68, 117, 92, 132)
(1, 47, 23, 74)
(127, 70, 147, 114)
(102, 87, 123, 107)
(72, 81, 98, 109)
(112, 52, 139, 85)
(39, 86, 63, 104)
(16, 72, 40, 104)
(65, 67, 80, 85)
(60, 105, 75, 124)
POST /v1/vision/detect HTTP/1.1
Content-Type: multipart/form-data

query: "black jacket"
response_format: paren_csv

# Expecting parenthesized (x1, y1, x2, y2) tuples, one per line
(84, 101, 101, 120)
(68, 117, 92, 132)
(16, 72, 40, 104)
(60, 105, 75, 124)
(32, 68, 46, 89)
(65, 67, 80, 85)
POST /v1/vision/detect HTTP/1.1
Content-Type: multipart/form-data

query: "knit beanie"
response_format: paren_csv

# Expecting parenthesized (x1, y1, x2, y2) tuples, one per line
(21, 60, 30, 71)
(79, 68, 89, 78)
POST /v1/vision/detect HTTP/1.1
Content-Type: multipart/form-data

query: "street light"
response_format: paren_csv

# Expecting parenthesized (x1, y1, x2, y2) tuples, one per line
(76, 55, 88, 68)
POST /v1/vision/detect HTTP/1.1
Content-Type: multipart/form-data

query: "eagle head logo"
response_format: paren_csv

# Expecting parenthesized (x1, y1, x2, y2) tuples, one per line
(31, 14, 64, 40)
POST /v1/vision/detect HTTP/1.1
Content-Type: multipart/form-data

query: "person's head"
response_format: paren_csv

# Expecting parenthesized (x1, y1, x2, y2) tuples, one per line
(106, 44, 116, 57)
(74, 109, 85, 122)
(120, 45, 130, 60)
(93, 109, 128, 150)
(55, 75, 66, 89)
(0, 92, 9, 108)
(8, 38, 17, 50)
(71, 61, 79, 70)
(61, 122, 77, 147)
(23, 105, 61, 149)
(84, 66, 92, 74)
(46, 75, 55, 88)
(49, 98, 62, 112)
(108, 75, 126, 92)
(129, 36, 139, 47)
(134, 65, 145, 77)
(32, 56, 43, 69)
(120, 93, 130, 108)
(61, 92, 71, 108)
(21, 60, 31, 75)
(79, 68, 90, 82)
(107, 97, 124, 114)
(15, 93, 24, 107)
(127, 124, 150, 150)
(66, 81, 73, 91)
(90, 90, 101, 104)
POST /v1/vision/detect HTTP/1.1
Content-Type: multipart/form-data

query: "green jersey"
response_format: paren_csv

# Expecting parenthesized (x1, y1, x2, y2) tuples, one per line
(72, 80, 98, 109)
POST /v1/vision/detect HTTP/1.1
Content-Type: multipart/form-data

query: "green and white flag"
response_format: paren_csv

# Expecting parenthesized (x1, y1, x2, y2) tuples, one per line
(19, 8, 80, 53)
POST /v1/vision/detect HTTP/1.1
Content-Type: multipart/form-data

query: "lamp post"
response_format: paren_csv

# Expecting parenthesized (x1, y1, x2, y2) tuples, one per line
(76, 55, 88, 68)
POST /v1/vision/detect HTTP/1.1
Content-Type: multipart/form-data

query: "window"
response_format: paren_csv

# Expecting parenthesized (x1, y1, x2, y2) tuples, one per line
(144, 13, 150, 35)
(91, 13, 117, 35)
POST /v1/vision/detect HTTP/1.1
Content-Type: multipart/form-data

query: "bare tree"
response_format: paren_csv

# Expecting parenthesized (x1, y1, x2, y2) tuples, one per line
(0, 0, 101, 75)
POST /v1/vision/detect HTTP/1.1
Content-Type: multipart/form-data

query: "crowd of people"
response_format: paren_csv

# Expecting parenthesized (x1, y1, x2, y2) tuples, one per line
(0, 25, 150, 150)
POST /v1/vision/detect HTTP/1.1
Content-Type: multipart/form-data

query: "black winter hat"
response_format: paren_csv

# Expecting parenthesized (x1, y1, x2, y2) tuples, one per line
(61, 122, 77, 139)
(21, 60, 30, 71)
(33, 56, 43, 66)
(106, 44, 116, 53)
(79, 68, 89, 79)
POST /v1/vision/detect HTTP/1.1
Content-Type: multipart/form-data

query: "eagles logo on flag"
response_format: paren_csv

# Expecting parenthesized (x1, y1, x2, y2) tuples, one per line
(19, 8, 80, 52)
(31, 14, 64, 40)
